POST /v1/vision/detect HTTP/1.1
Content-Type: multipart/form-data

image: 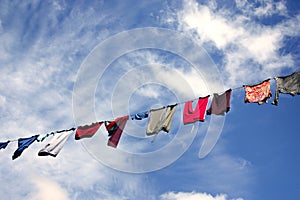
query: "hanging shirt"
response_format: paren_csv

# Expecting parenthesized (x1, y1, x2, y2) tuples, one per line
(207, 89, 232, 115)
(75, 122, 103, 140)
(12, 135, 38, 160)
(105, 116, 129, 148)
(0, 141, 10, 151)
(272, 71, 300, 105)
(244, 79, 272, 105)
(183, 96, 209, 125)
(38, 131, 73, 157)
(130, 111, 149, 120)
(146, 104, 177, 135)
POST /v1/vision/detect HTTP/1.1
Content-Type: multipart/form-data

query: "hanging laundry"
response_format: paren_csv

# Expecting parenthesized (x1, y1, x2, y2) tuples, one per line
(244, 79, 272, 105)
(75, 122, 103, 140)
(146, 104, 177, 135)
(162, 104, 177, 133)
(105, 116, 129, 148)
(38, 131, 73, 157)
(183, 96, 209, 125)
(146, 107, 165, 135)
(130, 111, 149, 120)
(0, 141, 10, 151)
(272, 71, 300, 105)
(207, 89, 232, 115)
(12, 135, 38, 160)
(38, 128, 75, 142)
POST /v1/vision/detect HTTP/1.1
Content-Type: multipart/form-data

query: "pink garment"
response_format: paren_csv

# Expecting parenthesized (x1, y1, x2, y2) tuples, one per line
(183, 96, 209, 125)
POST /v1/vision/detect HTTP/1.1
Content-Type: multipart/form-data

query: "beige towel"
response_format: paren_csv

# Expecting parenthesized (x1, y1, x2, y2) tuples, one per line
(146, 104, 177, 135)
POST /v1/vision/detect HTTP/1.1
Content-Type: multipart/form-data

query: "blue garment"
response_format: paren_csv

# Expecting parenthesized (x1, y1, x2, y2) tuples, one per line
(130, 111, 149, 120)
(12, 135, 38, 160)
(0, 141, 9, 150)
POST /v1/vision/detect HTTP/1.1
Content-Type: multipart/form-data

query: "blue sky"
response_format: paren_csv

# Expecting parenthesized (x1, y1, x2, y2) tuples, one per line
(0, 0, 299, 199)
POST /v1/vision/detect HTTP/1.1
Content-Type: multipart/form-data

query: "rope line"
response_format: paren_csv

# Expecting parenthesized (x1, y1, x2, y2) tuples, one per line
(0, 73, 293, 143)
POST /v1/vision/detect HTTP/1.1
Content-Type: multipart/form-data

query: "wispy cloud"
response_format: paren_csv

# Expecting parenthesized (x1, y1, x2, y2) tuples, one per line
(235, 0, 288, 17)
(0, 0, 298, 199)
(160, 191, 244, 200)
(164, 0, 300, 87)
(28, 176, 69, 200)
(0, 1, 158, 199)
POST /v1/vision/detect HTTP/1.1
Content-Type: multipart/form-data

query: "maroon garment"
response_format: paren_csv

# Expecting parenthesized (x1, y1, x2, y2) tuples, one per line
(183, 96, 209, 125)
(105, 116, 129, 148)
(75, 122, 103, 140)
(207, 89, 232, 115)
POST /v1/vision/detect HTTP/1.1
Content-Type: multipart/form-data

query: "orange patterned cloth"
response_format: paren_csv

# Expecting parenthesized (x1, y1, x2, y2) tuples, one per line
(244, 79, 272, 105)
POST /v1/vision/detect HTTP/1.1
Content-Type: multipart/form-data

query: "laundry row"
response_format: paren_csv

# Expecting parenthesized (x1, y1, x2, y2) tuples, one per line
(0, 71, 299, 160)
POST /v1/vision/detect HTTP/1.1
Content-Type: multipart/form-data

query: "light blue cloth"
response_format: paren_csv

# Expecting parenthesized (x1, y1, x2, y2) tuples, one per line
(130, 111, 149, 120)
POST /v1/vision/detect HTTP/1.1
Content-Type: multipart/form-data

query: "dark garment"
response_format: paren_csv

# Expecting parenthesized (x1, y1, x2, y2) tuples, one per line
(272, 71, 300, 105)
(0, 141, 9, 150)
(75, 122, 103, 140)
(12, 135, 38, 160)
(244, 79, 272, 105)
(207, 89, 232, 115)
(105, 116, 129, 148)
(130, 111, 149, 120)
(183, 96, 209, 125)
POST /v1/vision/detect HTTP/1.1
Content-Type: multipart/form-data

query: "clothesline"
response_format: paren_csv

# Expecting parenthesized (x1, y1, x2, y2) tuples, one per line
(142, 77, 275, 110)
(3, 127, 76, 144)
(1, 70, 299, 160)
(0, 75, 285, 144)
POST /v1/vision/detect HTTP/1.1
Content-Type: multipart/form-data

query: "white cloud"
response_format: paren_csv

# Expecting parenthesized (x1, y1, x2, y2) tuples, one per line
(0, 94, 6, 109)
(178, 2, 244, 49)
(235, 0, 288, 17)
(0, 1, 157, 199)
(276, 14, 300, 36)
(136, 85, 161, 99)
(1, 0, 296, 199)
(29, 176, 69, 200)
(239, 28, 281, 63)
(173, 0, 300, 86)
(160, 191, 243, 200)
